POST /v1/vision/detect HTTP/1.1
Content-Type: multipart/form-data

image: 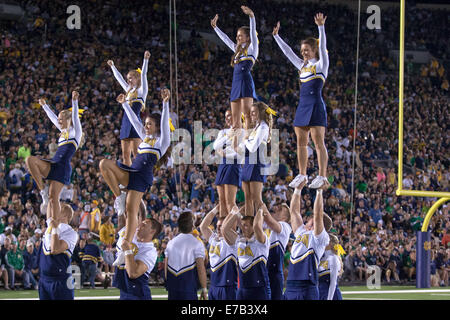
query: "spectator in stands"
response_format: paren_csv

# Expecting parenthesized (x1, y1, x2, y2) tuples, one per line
(0, 237, 11, 289)
(80, 235, 102, 289)
(23, 240, 38, 290)
(99, 216, 115, 246)
(5, 240, 25, 290)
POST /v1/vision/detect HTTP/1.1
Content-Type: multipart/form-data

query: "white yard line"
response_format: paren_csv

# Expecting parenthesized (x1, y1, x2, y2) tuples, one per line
(342, 289, 450, 294)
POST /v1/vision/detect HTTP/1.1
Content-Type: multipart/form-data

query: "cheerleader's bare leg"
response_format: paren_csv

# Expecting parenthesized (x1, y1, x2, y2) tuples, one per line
(242, 181, 254, 217)
(99, 159, 130, 197)
(224, 184, 238, 216)
(249, 181, 264, 214)
(231, 100, 242, 129)
(123, 190, 144, 243)
(310, 126, 329, 180)
(241, 97, 253, 130)
(217, 185, 228, 218)
(25, 156, 51, 191)
(47, 180, 65, 222)
(294, 126, 310, 176)
(121, 139, 133, 167)
(130, 138, 141, 162)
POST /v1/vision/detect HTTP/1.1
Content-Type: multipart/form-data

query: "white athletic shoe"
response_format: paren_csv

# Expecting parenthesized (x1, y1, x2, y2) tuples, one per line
(289, 174, 308, 188)
(112, 250, 125, 267)
(114, 192, 127, 216)
(40, 185, 49, 206)
(308, 176, 329, 189)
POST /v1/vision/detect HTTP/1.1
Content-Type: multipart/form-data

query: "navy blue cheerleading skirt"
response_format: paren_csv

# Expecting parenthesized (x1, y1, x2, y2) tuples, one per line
(117, 161, 152, 193)
(241, 163, 266, 183)
(215, 163, 241, 187)
(120, 102, 143, 140)
(42, 143, 76, 185)
(294, 79, 327, 127)
(230, 60, 258, 102)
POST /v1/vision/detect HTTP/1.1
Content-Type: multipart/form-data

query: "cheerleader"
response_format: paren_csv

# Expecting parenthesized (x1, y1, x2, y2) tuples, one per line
(213, 110, 241, 218)
(211, 6, 258, 130)
(199, 205, 238, 300)
(284, 181, 331, 300)
(273, 13, 330, 189)
(99, 88, 171, 260)
(222, 207, 270, 300)
(234, 102, 273, 217)
(114, 218, 162, 300)
(261, 203, 292, 300)
(107, 50, 150, 166)
(26, 91, 83, 223)
(318, 234, 344, 300)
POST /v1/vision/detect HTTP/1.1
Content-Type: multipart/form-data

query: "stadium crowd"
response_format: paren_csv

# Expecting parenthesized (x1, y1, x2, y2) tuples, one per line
(0, 0, 449, 290)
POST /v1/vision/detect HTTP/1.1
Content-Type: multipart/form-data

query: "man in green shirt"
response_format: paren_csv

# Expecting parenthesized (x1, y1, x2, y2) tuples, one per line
(5, 240, 25, 290)
(410, 214, 424, 232)
(17, 142, 31, 160)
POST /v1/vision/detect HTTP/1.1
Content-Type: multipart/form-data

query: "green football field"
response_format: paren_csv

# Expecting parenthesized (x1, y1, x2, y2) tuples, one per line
(0, 286, 449, 300)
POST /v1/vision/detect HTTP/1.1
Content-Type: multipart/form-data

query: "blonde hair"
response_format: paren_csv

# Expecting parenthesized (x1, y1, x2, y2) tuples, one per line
(252, 101, 273, 144)
(61, 203, 74, 222)
(59, 110, 85, 149)
(231, 26, 251, 67)
(126, 70, 145, 111)
(329, 234, 344, 276)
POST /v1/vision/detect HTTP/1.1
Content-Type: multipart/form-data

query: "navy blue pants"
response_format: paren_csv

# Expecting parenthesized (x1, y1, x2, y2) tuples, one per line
(168, 290, 198, 300)
(236, 287, 270, 300)
(39, 276, 74, 300)
(208, 285, 237, 300)
(283, 284, 319, 300)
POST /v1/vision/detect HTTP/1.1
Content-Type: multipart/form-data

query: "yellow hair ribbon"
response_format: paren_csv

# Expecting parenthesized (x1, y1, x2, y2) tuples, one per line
(334, 244, 346, 256)
(68, 107, 85, 118)
(169, 118, 175, 132)
(136, 68, 142, 74)
(265, 106, 277, 116)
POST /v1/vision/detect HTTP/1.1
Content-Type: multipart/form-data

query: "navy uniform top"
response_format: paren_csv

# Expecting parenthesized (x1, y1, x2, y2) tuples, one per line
(113, 240, 157, 297)
(111, 57, 149, 139)
(273, 25, 329, 98)
(214, 16, 259, 80)
(318, 249, 341, 300)
(266, 221, 292, 274)
(119, 99, 170, 185)
(236, 233, 270, 288)
(42, 99, 82, 164)
(287, 225, 329, 285)
(165, 233, 206, 292)
(39, 220, 79, 280)
(208, 232, 238, 287)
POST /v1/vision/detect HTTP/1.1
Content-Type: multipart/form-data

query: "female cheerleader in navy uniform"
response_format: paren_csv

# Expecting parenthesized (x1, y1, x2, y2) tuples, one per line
(213, 110, 241, 217)
(26, 91, 83, 223)
(211, 6, 258, 130)
(273, 13, 330, 189)
(107, 50, 150, 166)
(318, 234, 344, 300)
(99, 89, 171, 264)
(234, 102, 273, 217)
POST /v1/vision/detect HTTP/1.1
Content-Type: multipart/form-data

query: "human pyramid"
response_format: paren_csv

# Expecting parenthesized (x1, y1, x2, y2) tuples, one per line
(26, 6, 344, 300)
